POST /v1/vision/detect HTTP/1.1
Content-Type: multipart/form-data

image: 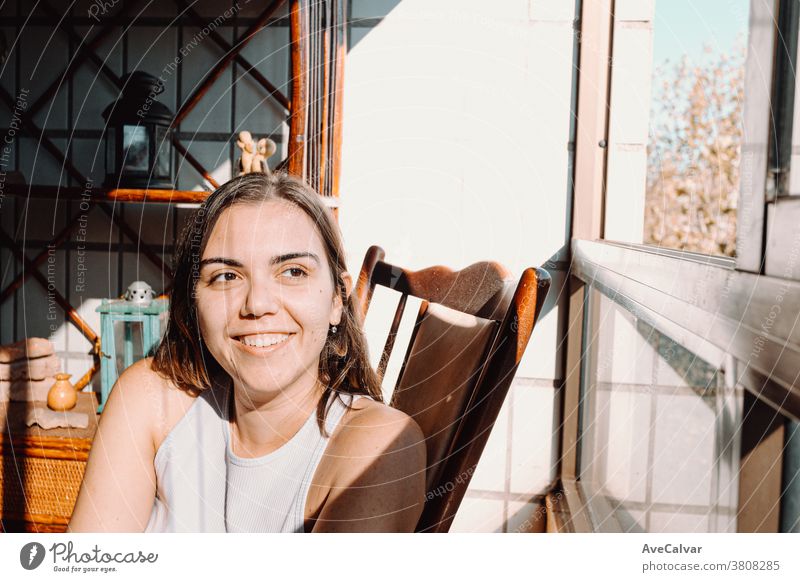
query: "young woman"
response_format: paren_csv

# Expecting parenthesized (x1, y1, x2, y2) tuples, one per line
(69, 173, 427, 532)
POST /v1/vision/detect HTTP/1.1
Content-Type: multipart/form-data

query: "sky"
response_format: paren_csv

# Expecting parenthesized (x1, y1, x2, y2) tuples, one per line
(651, 0, 750, 67)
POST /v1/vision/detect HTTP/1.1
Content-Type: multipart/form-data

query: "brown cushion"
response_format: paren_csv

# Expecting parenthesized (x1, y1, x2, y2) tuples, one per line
(391, 301, 498, 492)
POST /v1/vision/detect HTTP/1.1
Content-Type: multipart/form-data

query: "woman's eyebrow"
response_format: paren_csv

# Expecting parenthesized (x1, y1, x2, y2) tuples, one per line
(199, 257, 243, 269)
(198, 253, 320, 269)
(270, 252, 320, 265)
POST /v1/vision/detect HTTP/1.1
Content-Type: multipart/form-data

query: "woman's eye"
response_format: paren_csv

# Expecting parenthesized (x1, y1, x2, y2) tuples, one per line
(211, 272, 238, 283)
(281, 267, 308, 279)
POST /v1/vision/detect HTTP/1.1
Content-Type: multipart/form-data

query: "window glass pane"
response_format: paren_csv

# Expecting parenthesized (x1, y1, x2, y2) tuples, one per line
(112, 320, 145, 376)
(605, 0, 749, 256)
(122, 125, 149, 173)
(642, 0, 749, 256)
(154, 125, 170, 178)
(579, 288, 742, 532)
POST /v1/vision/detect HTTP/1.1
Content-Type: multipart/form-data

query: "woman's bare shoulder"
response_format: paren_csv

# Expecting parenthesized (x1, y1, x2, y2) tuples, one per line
(112, 357, 198, 452)
(308, 397, 427, 531)
(343, 396, 419, 428)
(327, 397, 426, 469)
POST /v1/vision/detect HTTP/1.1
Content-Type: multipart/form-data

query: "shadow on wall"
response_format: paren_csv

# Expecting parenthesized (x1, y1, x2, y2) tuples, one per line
(348, 0, 403, 51)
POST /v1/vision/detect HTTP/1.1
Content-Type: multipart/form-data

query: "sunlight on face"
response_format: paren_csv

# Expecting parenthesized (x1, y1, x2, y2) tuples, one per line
(194, 199, 344, 403)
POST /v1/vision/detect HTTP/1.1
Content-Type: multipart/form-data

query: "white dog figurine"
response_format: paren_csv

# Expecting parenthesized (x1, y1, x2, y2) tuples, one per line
(124, 281, 155, 307)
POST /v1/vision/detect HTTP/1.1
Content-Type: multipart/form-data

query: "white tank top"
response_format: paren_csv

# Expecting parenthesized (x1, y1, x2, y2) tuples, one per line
(144, 381, 362, 532)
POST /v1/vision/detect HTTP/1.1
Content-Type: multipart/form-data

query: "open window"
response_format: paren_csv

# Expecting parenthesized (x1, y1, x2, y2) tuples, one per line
(558, 0, 800, 533)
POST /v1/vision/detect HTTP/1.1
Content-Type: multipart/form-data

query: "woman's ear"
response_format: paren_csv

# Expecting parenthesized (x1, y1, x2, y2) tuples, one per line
(330, 271, 353, 326)
(341, 271, 353, 298)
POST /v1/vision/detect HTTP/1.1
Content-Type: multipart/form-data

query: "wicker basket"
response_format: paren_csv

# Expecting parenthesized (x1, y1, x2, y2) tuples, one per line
(0, 394, 98, 532)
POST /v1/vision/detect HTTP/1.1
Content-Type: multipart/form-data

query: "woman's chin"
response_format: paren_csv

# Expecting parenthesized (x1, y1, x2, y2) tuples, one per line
(228, 366, 285, 391)
(224, 362, 317, 399)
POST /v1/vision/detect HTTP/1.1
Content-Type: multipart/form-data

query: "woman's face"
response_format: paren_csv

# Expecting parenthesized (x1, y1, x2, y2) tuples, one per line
(194, 198, 347, 401)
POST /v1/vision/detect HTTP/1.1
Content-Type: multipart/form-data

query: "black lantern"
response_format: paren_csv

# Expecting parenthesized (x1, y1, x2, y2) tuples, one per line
(102, 71, 175, 189)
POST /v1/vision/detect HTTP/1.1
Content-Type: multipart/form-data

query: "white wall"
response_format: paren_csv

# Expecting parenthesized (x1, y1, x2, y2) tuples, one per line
(603, 1, 654, 243)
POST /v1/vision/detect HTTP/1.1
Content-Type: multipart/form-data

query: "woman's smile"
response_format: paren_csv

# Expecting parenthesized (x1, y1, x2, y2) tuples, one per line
(233, 332, 295, 353)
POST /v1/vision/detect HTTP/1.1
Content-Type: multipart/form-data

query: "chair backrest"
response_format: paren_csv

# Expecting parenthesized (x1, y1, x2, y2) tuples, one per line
(355, 245, 551, 532)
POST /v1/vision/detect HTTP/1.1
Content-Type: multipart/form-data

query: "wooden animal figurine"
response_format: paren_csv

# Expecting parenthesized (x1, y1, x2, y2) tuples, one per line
(236, 130, 256, 176)
(253, 137, 277, 174)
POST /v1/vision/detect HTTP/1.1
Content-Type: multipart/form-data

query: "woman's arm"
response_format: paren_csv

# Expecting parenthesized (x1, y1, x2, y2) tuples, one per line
(67, 358, 161, 532)
(312, 403, 427, 532)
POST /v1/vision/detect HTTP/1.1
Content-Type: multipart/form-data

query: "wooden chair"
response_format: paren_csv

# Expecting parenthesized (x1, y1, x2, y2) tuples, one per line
(355, 245, 551, 532)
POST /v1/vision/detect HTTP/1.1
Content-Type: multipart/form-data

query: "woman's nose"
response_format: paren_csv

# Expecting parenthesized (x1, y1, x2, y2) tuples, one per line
(240, 276, 280, 317)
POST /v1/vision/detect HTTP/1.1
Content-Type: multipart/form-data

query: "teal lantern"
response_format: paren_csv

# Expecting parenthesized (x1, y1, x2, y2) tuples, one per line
(96, 296, 168, 412)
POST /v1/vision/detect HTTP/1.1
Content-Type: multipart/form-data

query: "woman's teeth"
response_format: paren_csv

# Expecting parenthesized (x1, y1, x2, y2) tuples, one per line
(238, 333, 291, 348)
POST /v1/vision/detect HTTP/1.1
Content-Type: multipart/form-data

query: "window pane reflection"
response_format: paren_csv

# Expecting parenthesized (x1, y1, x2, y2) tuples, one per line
(579, 288, 742, 532)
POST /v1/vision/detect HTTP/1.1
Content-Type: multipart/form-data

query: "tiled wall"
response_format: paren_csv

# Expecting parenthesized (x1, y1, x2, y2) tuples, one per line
(450, 379, 555, 533)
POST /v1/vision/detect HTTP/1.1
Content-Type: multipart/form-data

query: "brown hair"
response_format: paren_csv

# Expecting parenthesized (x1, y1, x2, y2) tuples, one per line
(152, 172, 382, 432)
